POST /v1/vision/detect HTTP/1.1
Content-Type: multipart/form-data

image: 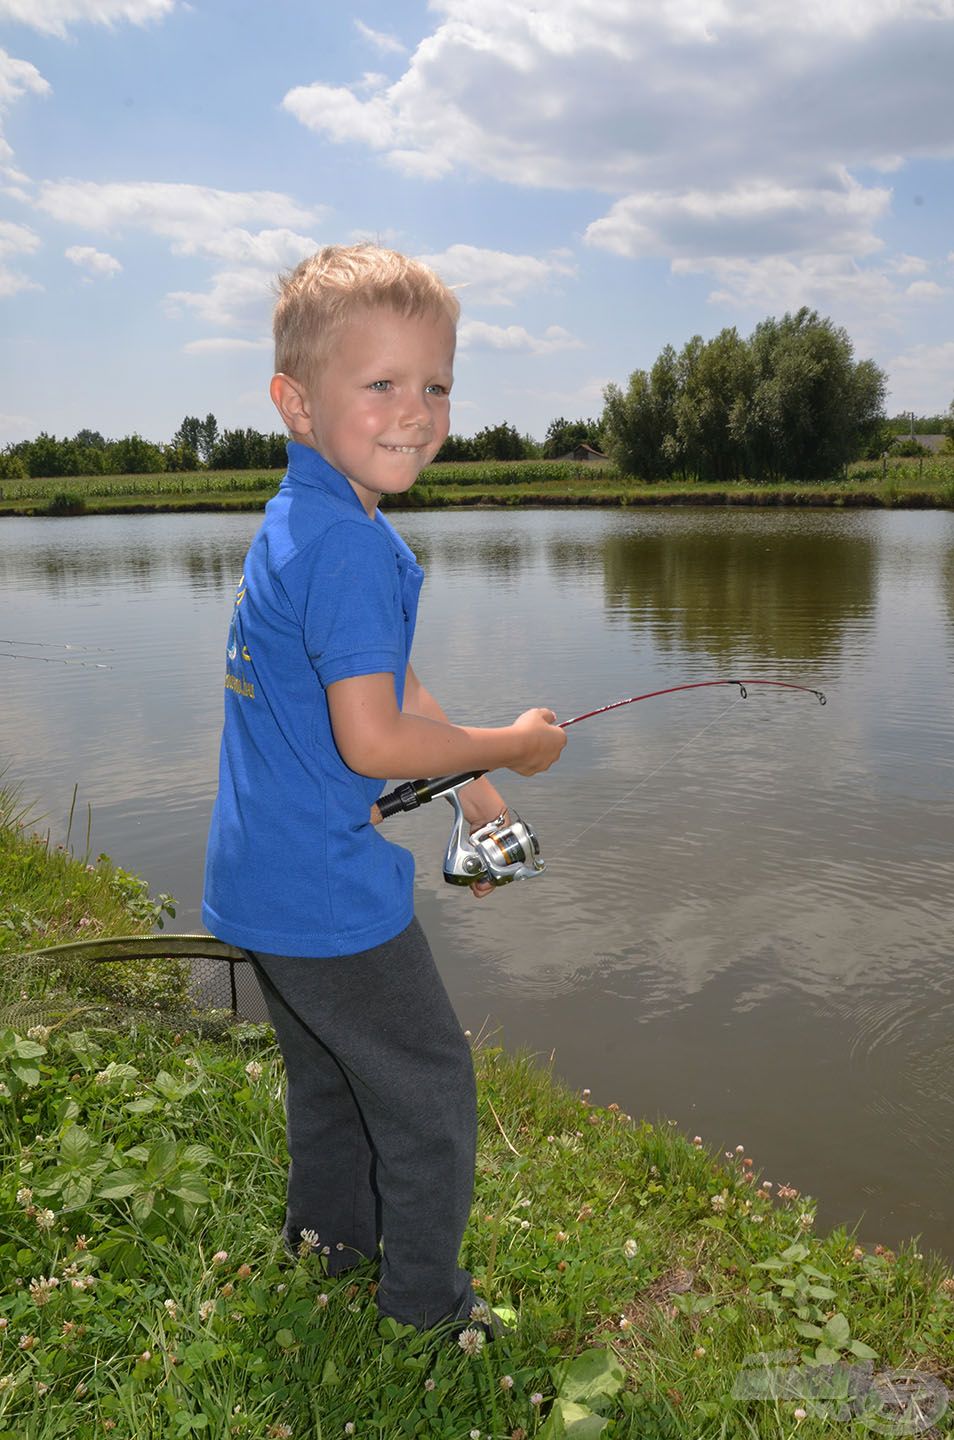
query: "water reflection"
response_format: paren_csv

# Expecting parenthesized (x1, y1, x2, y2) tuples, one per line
(600, 521, 877, 663)
(1, 508, 954, 1258)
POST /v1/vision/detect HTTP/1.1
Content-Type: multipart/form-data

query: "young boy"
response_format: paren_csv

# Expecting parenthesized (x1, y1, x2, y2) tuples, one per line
(202, 244, 566, 1332)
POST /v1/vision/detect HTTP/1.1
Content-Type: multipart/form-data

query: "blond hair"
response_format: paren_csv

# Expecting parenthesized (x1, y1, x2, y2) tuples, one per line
(273, 243, 460, 385)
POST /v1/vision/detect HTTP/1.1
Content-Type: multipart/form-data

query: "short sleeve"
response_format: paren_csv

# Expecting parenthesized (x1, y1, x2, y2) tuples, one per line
(284, 520, 403, 688)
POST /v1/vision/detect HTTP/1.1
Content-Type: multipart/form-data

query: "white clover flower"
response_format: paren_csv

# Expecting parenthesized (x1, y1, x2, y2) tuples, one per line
(469, 1301, 492, 1326)
(94, 1071, 110, 1085)
(798, 1213, 815, 1230)
(530, 1392, 544, 1406)
(424, 1377, 435, 1391)
(710, 1192, 727, 1213)
(499, 1375, 514, 1390)
(26, 1026, 50, 1043)
(212, 1250, 228, 1264)
(623, 1239, 638, 1260)
(470, 1430, 480, 1439)
(16, 1188, 32, 1206)
(245, 1061, 263, 1083)
(345, 1425, 355, 1436)
(316, 1293, 329, 1308)
(199, 1300, 215, 1321)
(163, 1299, 178, 1320)
(299, 1228, 320, 1251)
(29, 1276, 59, 1305)
(0, 1082, 10, 1098)
(0, 1377, 14, 1392)
(35, 1208, 55, 1230)
(457, 1327, 485, 1357)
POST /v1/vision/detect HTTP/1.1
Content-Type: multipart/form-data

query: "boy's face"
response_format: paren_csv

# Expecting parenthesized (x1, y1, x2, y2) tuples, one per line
(302, 305, 455, 516)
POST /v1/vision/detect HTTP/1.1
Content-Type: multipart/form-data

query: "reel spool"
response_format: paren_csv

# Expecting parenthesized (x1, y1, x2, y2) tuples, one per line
(442, 787, 546, 887)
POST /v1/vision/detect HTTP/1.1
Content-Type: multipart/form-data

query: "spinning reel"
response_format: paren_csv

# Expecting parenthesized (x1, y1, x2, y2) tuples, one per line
(376, 771, 545, 887)
(443, 786, 545, 887)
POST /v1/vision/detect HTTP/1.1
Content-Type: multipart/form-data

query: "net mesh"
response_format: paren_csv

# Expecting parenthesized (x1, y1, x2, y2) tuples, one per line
(0, 935, 270, 1039)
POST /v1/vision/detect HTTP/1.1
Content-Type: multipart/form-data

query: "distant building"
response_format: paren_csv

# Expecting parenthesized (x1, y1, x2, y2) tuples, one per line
(558, 443, 610, 463)
(891, 433, 949, 455)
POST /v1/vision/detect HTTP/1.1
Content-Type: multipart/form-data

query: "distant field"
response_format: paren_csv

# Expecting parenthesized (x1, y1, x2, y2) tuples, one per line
(1, 454, 952, 514)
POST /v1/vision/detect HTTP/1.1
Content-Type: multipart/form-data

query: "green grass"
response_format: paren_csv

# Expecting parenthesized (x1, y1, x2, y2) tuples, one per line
(1, 789, 953, 1438)
(2, 455, 953, 515)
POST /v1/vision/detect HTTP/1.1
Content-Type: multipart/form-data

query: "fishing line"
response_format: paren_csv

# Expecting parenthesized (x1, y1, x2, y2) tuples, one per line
(0, 638, 114, 652)
(547, 695, 743, 861)
(0, 652, 112, 669)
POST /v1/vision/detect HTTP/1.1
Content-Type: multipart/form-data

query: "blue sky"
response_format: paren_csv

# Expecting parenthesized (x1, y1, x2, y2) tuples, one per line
(1, 0, 953, 447)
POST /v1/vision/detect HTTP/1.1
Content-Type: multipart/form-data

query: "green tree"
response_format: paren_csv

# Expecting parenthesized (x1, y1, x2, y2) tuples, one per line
(472, 422, 528, 461)
(542, 416, 603, 458)
(601, 345, 679, 481)
(673, 328, 751, 483)
(172, 416, 202, 456)
(197, 413, 219, 467)
(433, 434, 480, 462)
(107, 434, 165, 475)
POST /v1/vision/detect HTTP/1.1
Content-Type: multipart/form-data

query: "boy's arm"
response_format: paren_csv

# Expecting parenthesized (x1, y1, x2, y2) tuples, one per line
(328, 670, 564, 785)
(400, 663, 509, 829)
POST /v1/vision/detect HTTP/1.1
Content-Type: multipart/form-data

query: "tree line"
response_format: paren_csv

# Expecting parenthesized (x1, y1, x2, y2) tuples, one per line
(2, 306, 952, 482)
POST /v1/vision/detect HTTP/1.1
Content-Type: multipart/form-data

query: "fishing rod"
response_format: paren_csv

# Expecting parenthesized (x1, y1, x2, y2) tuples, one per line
(377, 678, 827, 888)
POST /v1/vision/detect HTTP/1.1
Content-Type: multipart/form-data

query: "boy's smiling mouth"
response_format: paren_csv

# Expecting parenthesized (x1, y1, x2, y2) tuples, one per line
(381, 443, 426, 453)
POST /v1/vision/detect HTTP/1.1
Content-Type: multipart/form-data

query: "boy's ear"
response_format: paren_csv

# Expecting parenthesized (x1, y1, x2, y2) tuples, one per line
(270, 372, 313, 438)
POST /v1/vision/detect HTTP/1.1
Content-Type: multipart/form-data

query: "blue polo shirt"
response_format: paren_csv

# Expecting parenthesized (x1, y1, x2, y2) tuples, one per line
(202, 441, 424, 957)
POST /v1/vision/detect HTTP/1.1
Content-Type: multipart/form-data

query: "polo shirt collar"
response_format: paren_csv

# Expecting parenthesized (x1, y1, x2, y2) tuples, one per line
(285, 440, 366, 514)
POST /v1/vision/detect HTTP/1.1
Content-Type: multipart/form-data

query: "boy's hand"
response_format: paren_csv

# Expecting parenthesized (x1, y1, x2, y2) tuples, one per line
(509, 707, 567, 775)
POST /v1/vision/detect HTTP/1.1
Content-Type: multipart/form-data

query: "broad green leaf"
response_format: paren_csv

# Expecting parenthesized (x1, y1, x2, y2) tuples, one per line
(321, 1357, 340, 1386)
(276, 1329, 297, 1349)
(755, 1257, 787, 1270)
(167, 1176, 209, 1205)
(124, 1097, 157, 1114)
(849, 1339, 879, 1360)
(145, 1139, 179, 1182)
(66, 1030, 103, 1068)
(808, 1285, 837, 1300)
(60, 1124, 94, 1164)
(780, 1244, 810, 1262)
(556, 1348, 624, 1409)
(97, 1169, 140, 1199)
(62, 1173, 93, 1208)
(822, 1313, 851, 1349)
(131, 1190, 155, 1222)
(814, 1345, 842, 1365)
(181, 1144, 215, 1168)
(793, 1322, 823, 1339)
(539, 1399, 609, 1439)
(11, 1062, 40, 1086)
(13, 1038, 46, 1060)
(124, 1145, 150, 1163)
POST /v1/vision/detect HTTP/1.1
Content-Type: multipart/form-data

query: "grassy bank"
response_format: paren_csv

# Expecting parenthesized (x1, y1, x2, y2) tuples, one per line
(1, 790, 953, 1438)
(1, 456, 953, 515)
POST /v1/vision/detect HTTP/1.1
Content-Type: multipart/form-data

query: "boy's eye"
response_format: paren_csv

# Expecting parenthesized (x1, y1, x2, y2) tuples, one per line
(368, 380, 391, 391)
(425, 383, 449, 396)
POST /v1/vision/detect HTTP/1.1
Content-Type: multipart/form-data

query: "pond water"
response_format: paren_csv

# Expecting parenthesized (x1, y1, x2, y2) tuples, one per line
(1, 507, 953, 1258)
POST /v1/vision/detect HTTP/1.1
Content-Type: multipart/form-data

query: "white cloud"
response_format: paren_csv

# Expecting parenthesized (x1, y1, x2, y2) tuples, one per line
(892, 254, 929, 274)
(458, 320, 583, 355)
(65, 243, 121, 276)
(417, 243, 576, 306)
(281, 1, 954, 194)
(673, 252, 899, 319)
(0, 216, 40, 297)
(354, 19, 406, 55)
(905, 280, 947, 298)
(585, 174, 889, 261)
(183, 336, 271, 355)
(166, 268, 277, 330)
(35, 180, 319, 255)
(0, 0, 176, 39)
(0, 48, 50, 173)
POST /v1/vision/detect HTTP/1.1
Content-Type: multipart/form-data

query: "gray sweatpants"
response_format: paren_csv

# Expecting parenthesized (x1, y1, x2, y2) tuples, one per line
(248, 917, 480, 1330)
